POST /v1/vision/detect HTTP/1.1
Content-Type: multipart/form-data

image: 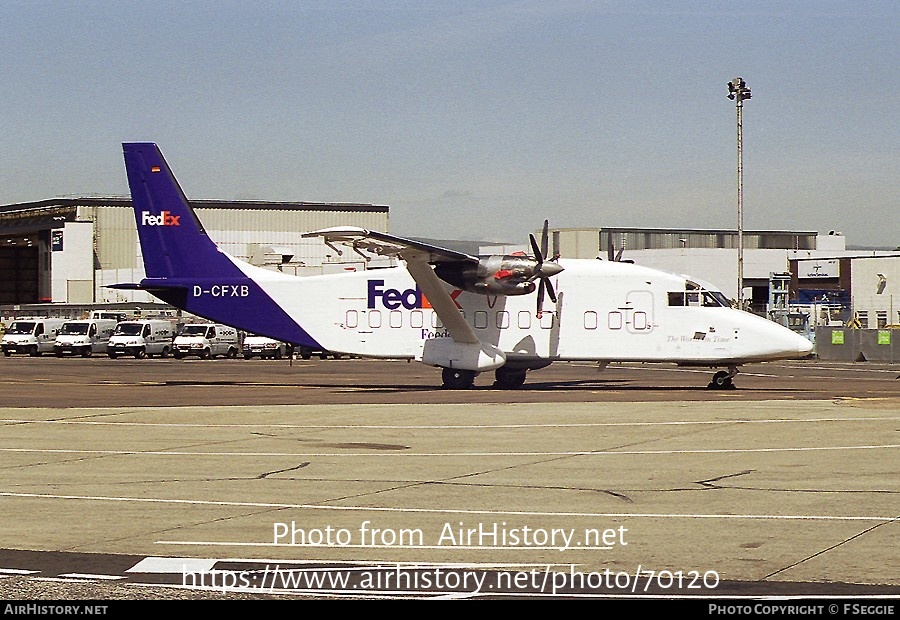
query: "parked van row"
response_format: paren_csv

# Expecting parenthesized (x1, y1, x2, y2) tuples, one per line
(1, 318, 315, 361)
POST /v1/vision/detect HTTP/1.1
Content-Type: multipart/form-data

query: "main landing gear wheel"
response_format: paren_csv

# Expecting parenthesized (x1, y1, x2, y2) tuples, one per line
(441, 367, 477, 389)
(493, 367, 527, 390)
(707, 367, 738, 390)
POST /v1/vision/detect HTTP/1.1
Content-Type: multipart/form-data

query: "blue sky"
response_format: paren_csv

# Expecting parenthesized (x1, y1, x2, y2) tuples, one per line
(2, 0, 897, 247)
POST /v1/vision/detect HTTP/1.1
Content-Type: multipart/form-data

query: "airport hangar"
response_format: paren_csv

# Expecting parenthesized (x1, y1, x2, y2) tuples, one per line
(0, 197, 389, 312)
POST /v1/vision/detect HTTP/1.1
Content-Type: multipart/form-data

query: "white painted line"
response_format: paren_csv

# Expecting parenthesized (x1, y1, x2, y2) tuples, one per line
(59, 573, 125, 580)
(0, 444, 896, 457)
(0, 491, 893, 522)
(127, 557, 217, 574)
(0, 568, 39, 575)
(1, 414, 896, 430)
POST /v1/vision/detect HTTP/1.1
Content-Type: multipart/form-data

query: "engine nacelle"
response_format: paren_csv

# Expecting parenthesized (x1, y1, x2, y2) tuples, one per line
(434, 256, 541, 296)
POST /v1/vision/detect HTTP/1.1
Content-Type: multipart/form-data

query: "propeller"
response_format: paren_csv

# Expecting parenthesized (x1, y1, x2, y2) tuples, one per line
(528, 220, 563, 316)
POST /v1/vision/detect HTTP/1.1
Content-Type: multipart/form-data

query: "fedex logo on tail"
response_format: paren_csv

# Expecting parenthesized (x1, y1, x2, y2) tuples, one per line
(367, 280, 461, 310)
(141, 210, 181, 227)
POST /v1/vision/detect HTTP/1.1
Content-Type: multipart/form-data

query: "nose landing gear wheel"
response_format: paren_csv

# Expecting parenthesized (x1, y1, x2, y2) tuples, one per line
(708, 369, 737, 390)
(441, 367, 477, 389)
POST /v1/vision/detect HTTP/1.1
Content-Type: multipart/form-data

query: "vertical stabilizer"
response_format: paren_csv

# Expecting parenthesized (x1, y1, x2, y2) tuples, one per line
(123, 142, 237, 279)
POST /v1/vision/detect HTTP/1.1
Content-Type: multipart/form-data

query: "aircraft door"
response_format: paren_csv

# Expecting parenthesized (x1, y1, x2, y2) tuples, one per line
(625, 291, 654, 334)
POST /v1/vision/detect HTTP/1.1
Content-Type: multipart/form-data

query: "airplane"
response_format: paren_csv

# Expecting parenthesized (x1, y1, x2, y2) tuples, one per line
(112, 142, 814, 390)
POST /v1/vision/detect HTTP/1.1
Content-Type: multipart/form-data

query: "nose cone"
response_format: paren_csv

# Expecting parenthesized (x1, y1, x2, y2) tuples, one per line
(764, 319, 815, 360)
(796, 332, 814, 357)
(539, 261, 564, 278)
(737, 312, 815, 362)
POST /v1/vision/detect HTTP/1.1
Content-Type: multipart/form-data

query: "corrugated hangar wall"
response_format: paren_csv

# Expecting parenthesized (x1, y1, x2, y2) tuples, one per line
(2, 197, 391, 307)
(85, 203, 389, 268)
(89, 202, 390, 304)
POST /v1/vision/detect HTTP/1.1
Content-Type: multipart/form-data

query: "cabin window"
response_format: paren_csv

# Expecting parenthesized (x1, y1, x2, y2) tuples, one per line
(389, 310, 402, 328)
(518, 311, 531, 329)
(496, 311, 510, 329)
(346, 310, 358, 329)
(410, 310, 423, 328)
(633, 311, 648, 330)
(584, 311, 598, 330)
(474, 311, 488, 329)
(431, 312, 443, 329)
(540, 311, 555, 329)
(608, 311, 623, 330)
(368, 310, 382, 329)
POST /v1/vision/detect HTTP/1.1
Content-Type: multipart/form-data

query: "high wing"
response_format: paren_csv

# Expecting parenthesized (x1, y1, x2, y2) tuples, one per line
(303, 227, 480, 345)
(302, 226, 477, 264)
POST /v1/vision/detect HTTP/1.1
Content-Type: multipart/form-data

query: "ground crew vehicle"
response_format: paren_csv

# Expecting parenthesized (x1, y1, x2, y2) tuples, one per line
(107, 319, 176, 359)
(1, 318, 66, 357)
(172, 323, 240, 359)
(242, 335, 290, 360)
(53, 319, 117, 357)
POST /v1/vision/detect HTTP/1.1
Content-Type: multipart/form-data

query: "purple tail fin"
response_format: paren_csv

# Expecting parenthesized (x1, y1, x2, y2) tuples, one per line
(118, 142, 322, 348)
(123, 142, 239, 279)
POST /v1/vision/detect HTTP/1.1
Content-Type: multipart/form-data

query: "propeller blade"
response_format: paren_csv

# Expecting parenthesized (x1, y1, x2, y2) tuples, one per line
(536, 278, 545, 316)
(540, 219, 549, 261)
(529, 234, 543, 263)
(545, 278, 557, 303)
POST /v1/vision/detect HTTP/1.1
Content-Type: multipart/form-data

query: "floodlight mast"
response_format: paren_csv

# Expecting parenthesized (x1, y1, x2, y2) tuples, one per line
(728, 77, 751, 309)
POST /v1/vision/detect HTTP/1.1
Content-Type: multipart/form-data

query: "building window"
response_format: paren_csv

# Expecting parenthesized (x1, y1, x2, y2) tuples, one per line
(876, 311, 888, 328)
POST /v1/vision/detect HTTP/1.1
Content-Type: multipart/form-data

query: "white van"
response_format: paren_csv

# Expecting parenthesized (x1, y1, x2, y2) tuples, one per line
(173, 323, 240, 359)
(53, 319, 118, 357)
(242, 335, 291, 360)
(1, 318, 66, 357)
(107, 320, 176, 359)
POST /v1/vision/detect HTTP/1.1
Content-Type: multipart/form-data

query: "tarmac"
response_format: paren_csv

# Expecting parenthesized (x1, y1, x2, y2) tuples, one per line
(0, 356, 897, 599)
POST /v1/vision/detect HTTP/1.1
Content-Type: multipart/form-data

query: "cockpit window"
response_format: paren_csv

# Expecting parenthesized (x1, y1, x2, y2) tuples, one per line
(668, 287, 729, 307)
(702, 291, 729, 307)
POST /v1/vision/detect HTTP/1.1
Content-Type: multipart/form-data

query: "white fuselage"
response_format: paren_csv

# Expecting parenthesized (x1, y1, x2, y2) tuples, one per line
(237, 258, 812, 367)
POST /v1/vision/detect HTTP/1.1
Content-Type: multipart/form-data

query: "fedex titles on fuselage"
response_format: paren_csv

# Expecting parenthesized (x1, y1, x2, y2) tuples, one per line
(368, 279, 462, 310)
(368, 279, 456, 340)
